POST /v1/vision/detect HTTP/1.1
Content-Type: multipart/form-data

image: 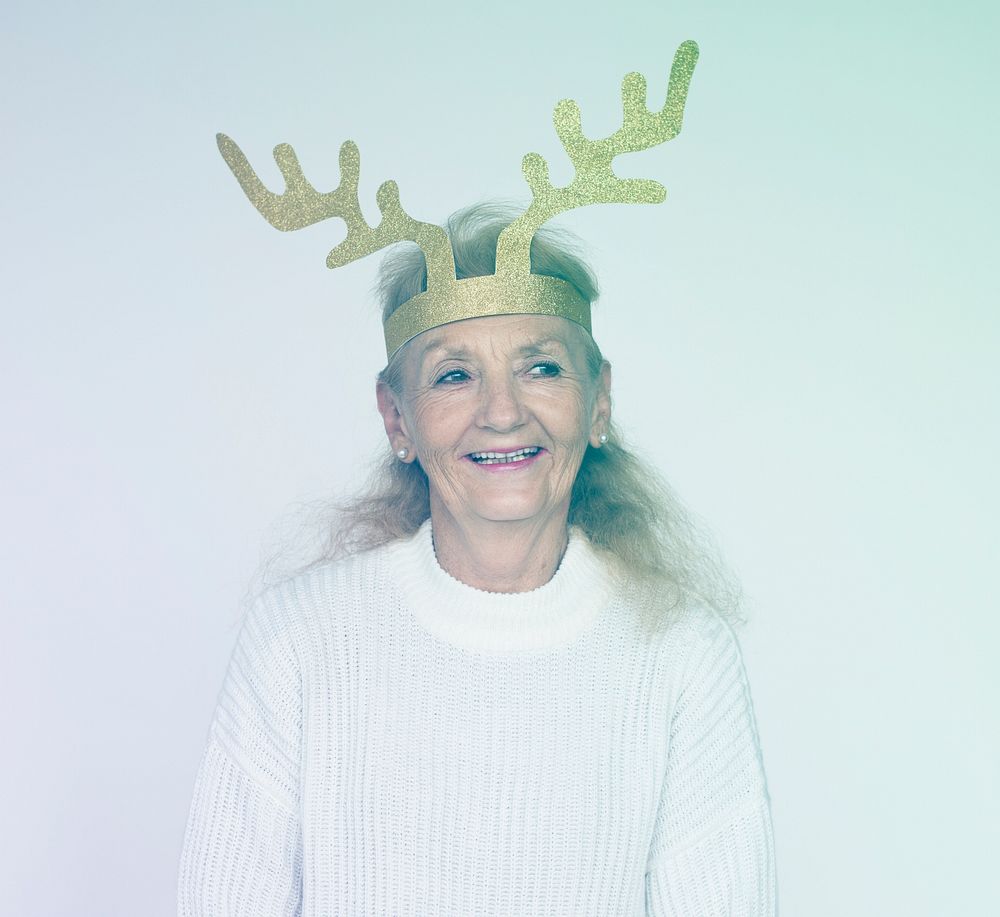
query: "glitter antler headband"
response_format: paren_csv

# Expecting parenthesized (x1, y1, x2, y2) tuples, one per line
(218, 40, 698, 359)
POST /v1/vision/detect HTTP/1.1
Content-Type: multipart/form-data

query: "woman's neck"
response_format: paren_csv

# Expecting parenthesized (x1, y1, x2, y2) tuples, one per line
(427, 504, 570, 594)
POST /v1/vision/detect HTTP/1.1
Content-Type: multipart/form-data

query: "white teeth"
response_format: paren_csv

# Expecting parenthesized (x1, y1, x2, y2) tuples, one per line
(470, 447, 540, 464)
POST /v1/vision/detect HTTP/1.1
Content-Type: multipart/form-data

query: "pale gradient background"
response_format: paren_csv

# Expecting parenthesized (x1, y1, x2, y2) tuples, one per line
(2, 0, 997, 914)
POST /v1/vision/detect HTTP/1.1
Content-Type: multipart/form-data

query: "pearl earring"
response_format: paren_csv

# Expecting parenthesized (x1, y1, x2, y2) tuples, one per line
(598, 433, 608, 445)
(396, 448, 408, 460)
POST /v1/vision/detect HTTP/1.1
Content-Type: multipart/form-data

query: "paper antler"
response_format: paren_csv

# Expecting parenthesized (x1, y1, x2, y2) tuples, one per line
(216, 133, 456, 288)
(218, 40, 698, 358)
(496, 40, 698, 274)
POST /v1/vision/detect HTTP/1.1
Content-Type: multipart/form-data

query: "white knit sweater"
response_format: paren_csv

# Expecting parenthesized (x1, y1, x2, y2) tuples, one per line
(178, 521, 776, 915)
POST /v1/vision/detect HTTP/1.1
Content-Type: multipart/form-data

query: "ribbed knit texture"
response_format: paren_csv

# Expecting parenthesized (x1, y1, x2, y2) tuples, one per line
(178, 521, 775, 915)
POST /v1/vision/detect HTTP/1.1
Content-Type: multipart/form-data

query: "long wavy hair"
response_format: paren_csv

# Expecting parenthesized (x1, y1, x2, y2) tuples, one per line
(258, 203, 742, 632)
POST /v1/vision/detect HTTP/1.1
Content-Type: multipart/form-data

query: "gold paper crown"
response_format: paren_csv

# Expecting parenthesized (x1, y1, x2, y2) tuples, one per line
(218, 40, 698, 359)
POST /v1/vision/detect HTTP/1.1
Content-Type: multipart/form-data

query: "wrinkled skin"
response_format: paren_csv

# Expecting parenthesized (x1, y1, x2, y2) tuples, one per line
(377, 314, 611, 591)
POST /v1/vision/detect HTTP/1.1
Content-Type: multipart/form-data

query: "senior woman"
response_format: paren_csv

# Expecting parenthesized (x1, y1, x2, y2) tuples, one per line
(177, 202, 776, 915)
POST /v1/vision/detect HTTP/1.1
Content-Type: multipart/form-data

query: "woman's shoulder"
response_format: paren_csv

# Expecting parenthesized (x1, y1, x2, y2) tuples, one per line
(621, 579, 744, 673)
(244, 539, 400, 642)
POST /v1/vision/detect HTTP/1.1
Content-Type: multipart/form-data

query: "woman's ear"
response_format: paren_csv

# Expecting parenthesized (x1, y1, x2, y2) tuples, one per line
(589, 361, 613, 447)
(376, 381, 414, 460)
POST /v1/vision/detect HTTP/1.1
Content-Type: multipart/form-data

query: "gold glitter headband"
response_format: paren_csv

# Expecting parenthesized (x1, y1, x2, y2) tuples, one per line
(218, 40, 698, 359)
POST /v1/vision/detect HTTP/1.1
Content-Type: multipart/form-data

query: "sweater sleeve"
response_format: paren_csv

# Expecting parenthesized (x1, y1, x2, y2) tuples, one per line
(645, 612, 776, 916)
(178, 590, 303, 917)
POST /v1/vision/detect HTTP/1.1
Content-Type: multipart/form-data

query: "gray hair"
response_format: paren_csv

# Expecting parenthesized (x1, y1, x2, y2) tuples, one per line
(258, 203, 742, 634)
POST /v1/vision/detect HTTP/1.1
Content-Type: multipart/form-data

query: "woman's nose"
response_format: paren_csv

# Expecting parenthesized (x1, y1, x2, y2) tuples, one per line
(475, 376, 526, 432)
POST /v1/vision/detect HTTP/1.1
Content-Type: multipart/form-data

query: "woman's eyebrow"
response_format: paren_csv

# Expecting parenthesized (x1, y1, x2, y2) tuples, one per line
(516, 338, 569, 355)
(419, 342, 471, 363)
(418, 336, 568, 367)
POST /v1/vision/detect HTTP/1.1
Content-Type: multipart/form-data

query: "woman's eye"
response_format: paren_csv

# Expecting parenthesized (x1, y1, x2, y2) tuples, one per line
(435, 369, 470, 385)
(527, 362, 562, 377)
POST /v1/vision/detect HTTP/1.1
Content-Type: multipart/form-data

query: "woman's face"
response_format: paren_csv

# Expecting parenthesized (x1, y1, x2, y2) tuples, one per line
(377, 314, 611, 535)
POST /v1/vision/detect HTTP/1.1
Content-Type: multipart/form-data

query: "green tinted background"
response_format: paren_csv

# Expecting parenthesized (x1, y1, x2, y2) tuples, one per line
(2, 1, 997, 914)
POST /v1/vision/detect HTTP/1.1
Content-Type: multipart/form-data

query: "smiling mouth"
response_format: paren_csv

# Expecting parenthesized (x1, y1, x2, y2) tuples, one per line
(468, 447, 542, 465)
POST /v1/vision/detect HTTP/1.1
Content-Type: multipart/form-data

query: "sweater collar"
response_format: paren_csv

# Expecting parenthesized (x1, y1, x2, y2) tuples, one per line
(391, 519, 613, 654)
